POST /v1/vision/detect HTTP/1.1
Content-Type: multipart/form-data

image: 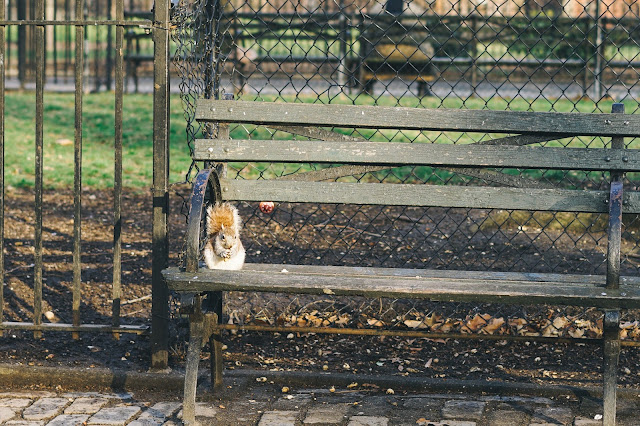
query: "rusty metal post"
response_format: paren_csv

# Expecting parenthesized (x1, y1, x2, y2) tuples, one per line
(33, 0, 45, 339)
(112, 0, 125, 336)
(151, 0, 171, 371)
(72, 0, 85, 340)
(0, 0, 5, 325)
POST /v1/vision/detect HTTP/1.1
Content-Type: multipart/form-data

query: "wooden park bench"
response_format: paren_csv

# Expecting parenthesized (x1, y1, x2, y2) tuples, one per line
(163, 100, 640, 425)
(355, 17, 436, 96)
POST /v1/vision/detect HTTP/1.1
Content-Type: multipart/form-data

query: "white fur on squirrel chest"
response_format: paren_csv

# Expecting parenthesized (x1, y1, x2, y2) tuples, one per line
(203, 243, 246, 270)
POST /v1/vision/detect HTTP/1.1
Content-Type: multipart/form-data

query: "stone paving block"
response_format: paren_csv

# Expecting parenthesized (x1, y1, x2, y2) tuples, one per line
(22, 398, 69, 421)
(347, 416, 389, 426)
(402, 397, 443, 410)
(529, 424, 567, 426)
(351, 396, 395, 417)
(272, 394, 313, 410)
(303, 404, 350, 424)
(486, 409, 530, 426)
(258, 410, 298, 426)
(46, 414, 90, 426)
(441, 400, 486, 421)
(0, 406, 17, 422)
(219, 399, 267, 425)
(64, 397, 110, 414)
(128, 419, 163, 426)
(139, 401, 182, 419)
(417, 421, 476, 426)
(4, 421, 45, 426)
(62, 392, 132, 400)
(0, 392, 54, 399)
(573, 417, 602, 426)
(130, 401, 182, 426)
(177, 402, 217, 419)
(0, 398, 33, 408)
(88, 404, 142, 425)
(530, 406, 574, 425)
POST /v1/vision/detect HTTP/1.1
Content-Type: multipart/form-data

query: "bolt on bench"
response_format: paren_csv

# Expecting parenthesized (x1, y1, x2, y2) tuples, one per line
(163, 100, 640, 425)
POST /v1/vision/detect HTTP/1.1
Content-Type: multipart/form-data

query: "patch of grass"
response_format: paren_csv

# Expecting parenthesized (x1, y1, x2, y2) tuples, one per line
(4, 92, 191, 189)
(5, 91, 638, 189)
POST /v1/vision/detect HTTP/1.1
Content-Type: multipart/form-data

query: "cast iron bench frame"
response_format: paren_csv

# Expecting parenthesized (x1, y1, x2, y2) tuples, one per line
(163, 100, 640, 425)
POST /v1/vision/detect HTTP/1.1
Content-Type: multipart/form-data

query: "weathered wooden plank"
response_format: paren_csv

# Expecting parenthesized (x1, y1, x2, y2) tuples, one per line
(162, 266, 640, 309)
(176, 262, 633, 284)
(219, 179, 612, 212)
(195, 139, 640, 171)
(196, 100, 640, 137)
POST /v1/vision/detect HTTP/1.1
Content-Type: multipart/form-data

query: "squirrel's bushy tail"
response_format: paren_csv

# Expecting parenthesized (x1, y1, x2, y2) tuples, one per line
(206, 202, 242, 236)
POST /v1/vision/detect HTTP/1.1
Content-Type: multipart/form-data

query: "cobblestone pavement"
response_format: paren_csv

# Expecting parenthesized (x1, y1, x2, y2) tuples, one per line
(2, 376, 640, 426)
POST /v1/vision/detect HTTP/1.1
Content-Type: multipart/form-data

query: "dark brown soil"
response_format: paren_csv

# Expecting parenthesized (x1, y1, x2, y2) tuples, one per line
(1, 188, 639, 391)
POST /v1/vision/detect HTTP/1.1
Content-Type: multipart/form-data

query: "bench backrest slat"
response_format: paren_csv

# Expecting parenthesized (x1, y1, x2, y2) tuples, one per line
(196, 100, 640, 137)
(219, 179, 640, 213)
(195, 139, 640, 172)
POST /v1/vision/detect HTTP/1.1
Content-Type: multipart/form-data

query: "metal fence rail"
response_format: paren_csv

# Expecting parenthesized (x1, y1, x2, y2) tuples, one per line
(172, 0, 640, 345)
(4, 0, 155, 92)
(0, 0, 171, 369)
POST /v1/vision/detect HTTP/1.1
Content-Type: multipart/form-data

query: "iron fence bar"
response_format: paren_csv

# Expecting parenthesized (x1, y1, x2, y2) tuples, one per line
(93, 1, 100, 93)
(53, 0, 58, 83)
(17, 1, 25, 88)
(151, 0, 170, 371)
(5, 1, 9, 76)
(0, 321, 149, 334)
(112, 0, 124, 333)
(106, 0, 114, 91)
(0, 19, 152, 26)
(33, 0, 45, 340)
(0, 0, 5, 324)
(594, 0, 604, 101)
(215, 324, 605, 346)
(65, 0, 71, 79)
(72, 0, 84, 339)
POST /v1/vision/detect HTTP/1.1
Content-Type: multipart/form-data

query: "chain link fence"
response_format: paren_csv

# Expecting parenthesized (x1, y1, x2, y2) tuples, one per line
(171, 0, 640, 343)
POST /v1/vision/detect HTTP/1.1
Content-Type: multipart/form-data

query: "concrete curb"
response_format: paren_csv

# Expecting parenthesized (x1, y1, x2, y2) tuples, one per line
(1, 364, 639, 401)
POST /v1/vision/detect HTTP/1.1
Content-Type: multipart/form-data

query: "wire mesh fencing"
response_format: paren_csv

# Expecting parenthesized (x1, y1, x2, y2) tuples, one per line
(171, 0, 640, 343)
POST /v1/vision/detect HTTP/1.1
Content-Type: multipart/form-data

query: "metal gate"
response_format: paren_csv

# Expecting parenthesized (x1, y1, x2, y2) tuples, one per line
(0, 0, 171, 370)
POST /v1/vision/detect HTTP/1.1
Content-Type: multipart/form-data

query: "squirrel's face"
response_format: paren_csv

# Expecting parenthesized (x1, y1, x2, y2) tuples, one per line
(215, 225, 237, 249)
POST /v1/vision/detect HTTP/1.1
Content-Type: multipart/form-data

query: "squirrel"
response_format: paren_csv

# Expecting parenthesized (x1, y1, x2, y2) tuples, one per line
(202, 202, 246, 270)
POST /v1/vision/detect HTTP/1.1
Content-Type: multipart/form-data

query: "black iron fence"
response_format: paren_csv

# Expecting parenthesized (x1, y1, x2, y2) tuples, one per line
(0, 0, 171, 369)
(172, 0, 640, 345)
(5, 0, 156, 92)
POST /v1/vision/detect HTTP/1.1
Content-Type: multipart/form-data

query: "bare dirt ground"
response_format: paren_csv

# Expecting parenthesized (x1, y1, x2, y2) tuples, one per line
(1, 188, 639, 391)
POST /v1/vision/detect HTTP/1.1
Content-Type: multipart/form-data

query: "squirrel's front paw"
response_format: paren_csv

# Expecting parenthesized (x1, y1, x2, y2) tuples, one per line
(219, 249, 232, 259)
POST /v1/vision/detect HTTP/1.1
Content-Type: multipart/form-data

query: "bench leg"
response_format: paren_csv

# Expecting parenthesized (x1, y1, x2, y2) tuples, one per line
(206, 291, 224, 389)
(603, 309, 620, 426)
(417, 80, 432, 97)
(183, 315, 205, 425)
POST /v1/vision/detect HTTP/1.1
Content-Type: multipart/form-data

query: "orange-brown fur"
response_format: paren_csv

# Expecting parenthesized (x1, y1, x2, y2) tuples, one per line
(206, 203, 241, 236)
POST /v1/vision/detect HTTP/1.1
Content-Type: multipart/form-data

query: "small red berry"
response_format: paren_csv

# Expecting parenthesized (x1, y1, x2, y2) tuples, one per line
(259, 201, 274, 214)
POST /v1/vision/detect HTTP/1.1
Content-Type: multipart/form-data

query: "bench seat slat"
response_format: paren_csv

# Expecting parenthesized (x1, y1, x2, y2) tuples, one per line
(195, 139, 640, 172)
(219, 179, 628, 213)
(196, 100, 640, 137)
(163, 265, 640, 309)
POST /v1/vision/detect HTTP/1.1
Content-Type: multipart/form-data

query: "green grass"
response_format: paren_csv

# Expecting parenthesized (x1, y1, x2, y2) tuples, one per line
(4, 91, 639, 189)
(4, 92, 191, 189)
(227, 93, 640, 183)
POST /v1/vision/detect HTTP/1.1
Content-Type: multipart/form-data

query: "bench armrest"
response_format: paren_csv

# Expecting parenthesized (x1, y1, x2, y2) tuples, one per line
(185, 168, 222, 273)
